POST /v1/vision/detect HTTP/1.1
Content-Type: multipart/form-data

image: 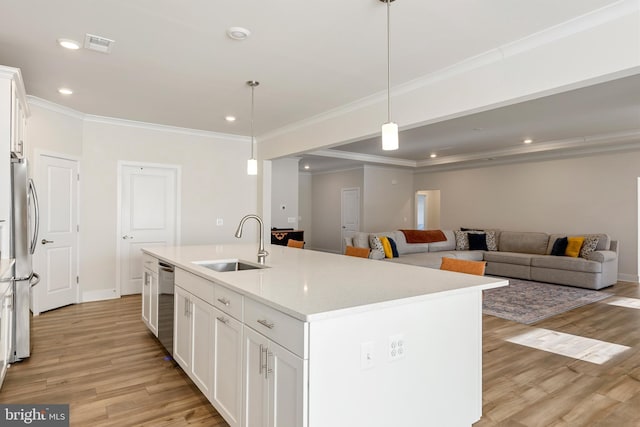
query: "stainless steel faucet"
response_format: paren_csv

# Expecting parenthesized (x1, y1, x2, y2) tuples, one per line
(235, 214, 269, 264)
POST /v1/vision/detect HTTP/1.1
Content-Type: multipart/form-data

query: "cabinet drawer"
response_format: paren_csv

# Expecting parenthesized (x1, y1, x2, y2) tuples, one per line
(245, 298, 307, 358)
(214, 284, 243, 320)
(142, 254, 159, 273)
(175, 268, 214, 305)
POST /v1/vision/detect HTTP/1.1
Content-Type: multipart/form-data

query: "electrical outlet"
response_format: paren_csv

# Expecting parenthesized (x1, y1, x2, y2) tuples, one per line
(216, 218, 223, 226)
(389, 334, 405, 361)
(287, 217, 296, 223)
(361, 342, 375, 370)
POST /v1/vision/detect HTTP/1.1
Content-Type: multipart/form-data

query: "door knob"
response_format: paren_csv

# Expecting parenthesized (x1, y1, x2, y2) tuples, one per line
(122, 235, 133, 240)
(41, 239, 54, 245)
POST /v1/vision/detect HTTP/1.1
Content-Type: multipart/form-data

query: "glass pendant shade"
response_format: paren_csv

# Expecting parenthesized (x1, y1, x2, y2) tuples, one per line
(381, 122, 399, 151)
(247, 157, 258, 175)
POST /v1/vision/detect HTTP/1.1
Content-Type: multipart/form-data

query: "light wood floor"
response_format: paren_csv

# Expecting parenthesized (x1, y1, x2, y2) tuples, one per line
(1, 282, 639, 426)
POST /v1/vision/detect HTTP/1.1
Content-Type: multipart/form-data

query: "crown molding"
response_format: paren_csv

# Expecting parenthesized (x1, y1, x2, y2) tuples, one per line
(260, 0, 638, 143)
(84, 114, 250, 142)
(26, 95, 250, 142)
(1, 66, 30, 116)
(311, 149, 416, 168)
(27, 96, 85, 120)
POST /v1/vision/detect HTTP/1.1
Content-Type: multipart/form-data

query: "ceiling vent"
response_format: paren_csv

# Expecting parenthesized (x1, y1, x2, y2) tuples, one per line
(84, 34, 115, 53)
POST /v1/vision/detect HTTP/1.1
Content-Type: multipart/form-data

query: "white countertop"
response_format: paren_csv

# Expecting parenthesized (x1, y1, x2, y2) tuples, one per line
(144, 244, 508, 322)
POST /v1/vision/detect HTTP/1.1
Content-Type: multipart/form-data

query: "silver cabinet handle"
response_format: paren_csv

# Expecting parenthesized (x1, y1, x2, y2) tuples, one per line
(122, 235, 133, 240)
(41, 239, 54, 245)
(257, 319, 274, 329)
(266, 350, 273, 379)
(217, 297, 230, 306)
(259, 344, 267, 375)
(216, 316, 229, 325)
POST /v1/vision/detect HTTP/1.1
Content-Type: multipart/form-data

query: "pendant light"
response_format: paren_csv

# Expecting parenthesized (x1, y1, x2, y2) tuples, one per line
(246, 80, 259, 175)
(380, 0, 398, 151)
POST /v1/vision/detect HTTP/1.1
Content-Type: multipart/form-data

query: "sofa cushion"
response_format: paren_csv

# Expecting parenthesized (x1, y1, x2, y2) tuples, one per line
(352, 232, 370, 249)
(565, 236, 585, 257)
(391, 231, 431, 255)
(427, 230, 456, 252)
(550, 237, 568, 256)
(546, 233, 611, 253)
(579, 235, 599, 259)
(484, 251, 534, 266)
(451, 251, 485, 262)
(499, 231, 549, 255)
(468, 232, 488, 250)
(531, 255, 602, 273)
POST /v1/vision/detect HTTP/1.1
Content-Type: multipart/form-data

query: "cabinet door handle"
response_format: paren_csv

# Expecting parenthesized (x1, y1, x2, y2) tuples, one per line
(217, 297, 230, 306)
(184, 296, 190, 316)
(257, 319, 274, 329)
(266, 350, 273, 379)
(259, 344, 267, 375)
(216, 316, 229, 325)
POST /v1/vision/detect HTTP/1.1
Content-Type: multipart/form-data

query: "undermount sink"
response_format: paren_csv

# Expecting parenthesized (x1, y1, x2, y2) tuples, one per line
(193, 259, 266, 272)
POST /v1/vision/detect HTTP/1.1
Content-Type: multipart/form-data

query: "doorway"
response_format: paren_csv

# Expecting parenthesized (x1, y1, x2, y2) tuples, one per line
(117, 162, 180, 296)
(341, 187, 360, 254)
(31, 152, 80, 315)
(415, 190, 441, 230)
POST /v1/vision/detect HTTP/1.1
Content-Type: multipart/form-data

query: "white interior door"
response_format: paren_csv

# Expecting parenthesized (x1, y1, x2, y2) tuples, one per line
(32, 154, 79, 315)
(119, 164, 178, 295)
(341, 188, 360, 253)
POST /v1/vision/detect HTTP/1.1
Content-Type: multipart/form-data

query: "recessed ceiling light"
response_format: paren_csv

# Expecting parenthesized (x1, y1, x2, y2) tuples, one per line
(304, 164, 310, 170)
(523, 139, 533, 144)
(58, 88, 73, 95)
(57, 38, 80, 50)
(227, 27, 251, 41)
(225, 116, 236, 122)
(430, 153, 437, 158)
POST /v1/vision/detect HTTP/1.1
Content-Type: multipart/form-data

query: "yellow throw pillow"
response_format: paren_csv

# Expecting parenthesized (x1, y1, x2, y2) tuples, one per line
(379, 236, 393, 259)
(565, 236, 585, 257)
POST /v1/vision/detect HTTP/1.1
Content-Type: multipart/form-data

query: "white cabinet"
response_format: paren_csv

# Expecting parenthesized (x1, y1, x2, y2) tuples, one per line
(242, 320, 307, 427)
(212, 309, 243, 427)
(0, 282, 13, 388)
(174, 284, 215, 397)
(10, 79, 26, 159)
(142, 267, 158, 336)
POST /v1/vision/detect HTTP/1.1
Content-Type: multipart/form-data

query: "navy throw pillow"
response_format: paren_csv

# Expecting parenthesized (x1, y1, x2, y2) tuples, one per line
(468, 232, 488, 251)
(388, 237, 399, 257)
(550, 237, 569, 256)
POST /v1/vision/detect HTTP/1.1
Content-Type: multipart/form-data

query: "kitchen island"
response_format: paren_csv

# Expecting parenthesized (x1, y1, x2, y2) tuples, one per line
(143, 243, 507, 427)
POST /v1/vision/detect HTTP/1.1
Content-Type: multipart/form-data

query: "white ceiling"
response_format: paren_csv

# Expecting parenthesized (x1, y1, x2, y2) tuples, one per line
(1, 0, 638, 172)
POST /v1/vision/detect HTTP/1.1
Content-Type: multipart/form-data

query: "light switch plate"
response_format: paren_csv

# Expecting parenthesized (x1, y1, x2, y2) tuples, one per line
(361, 342, 375, 370)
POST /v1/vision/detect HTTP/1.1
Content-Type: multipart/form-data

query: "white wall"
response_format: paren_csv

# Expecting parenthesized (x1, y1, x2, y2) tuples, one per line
(413, 150, 640, 281)
(310, 168, 364, 253)
(298, 172, 312, 244)
(271, 158, 300, 229)
(362, 166, 414, 232)
(27, 101, 257, 300)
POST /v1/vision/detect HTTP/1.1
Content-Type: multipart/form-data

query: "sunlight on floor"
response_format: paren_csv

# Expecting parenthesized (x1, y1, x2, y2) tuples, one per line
(604, 296, 640, 309)
(506, 328, 630, 364)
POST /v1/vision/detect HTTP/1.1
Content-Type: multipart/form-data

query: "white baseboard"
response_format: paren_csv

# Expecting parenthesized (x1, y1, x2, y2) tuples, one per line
(618, 273, 639, 283)
(82, 288, 119, 303)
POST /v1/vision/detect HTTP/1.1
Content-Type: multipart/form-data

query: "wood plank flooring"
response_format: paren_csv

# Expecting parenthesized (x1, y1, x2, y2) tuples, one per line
(0, 281, 639, 426)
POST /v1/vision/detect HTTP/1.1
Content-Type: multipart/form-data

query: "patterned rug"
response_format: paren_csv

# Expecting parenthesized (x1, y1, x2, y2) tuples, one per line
(482, 278, 612, 324)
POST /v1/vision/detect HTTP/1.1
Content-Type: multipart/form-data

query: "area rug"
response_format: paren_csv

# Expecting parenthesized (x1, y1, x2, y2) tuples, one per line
(482, 279, 612, 324)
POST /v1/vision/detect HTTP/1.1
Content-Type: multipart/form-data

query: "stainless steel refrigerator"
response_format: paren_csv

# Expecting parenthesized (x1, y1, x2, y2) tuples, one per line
(9, 157, 39, 362)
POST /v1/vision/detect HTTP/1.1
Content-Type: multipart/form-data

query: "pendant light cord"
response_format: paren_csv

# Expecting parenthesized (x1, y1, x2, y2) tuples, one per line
(250, 84, 255, 159)
(386, 0, 391, 123)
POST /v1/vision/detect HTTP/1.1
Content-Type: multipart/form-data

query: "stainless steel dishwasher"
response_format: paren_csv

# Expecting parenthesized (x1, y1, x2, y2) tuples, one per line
(157, 261, 175, 356)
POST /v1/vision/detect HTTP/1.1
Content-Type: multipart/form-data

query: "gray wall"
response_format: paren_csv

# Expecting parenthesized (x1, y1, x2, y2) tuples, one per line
(413, 150, 640, 281)
(271, 158, 300, 229)
(310, 168, 364, 253)
(363, 166, 414, 232)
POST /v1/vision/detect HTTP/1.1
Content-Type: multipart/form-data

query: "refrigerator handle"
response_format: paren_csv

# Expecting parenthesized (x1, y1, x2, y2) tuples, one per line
(28, 178, 40, 255)
(29, 272, 40, 287)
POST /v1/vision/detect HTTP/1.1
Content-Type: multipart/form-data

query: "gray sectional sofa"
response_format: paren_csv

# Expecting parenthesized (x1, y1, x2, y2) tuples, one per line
(347, 230, 618, 290)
